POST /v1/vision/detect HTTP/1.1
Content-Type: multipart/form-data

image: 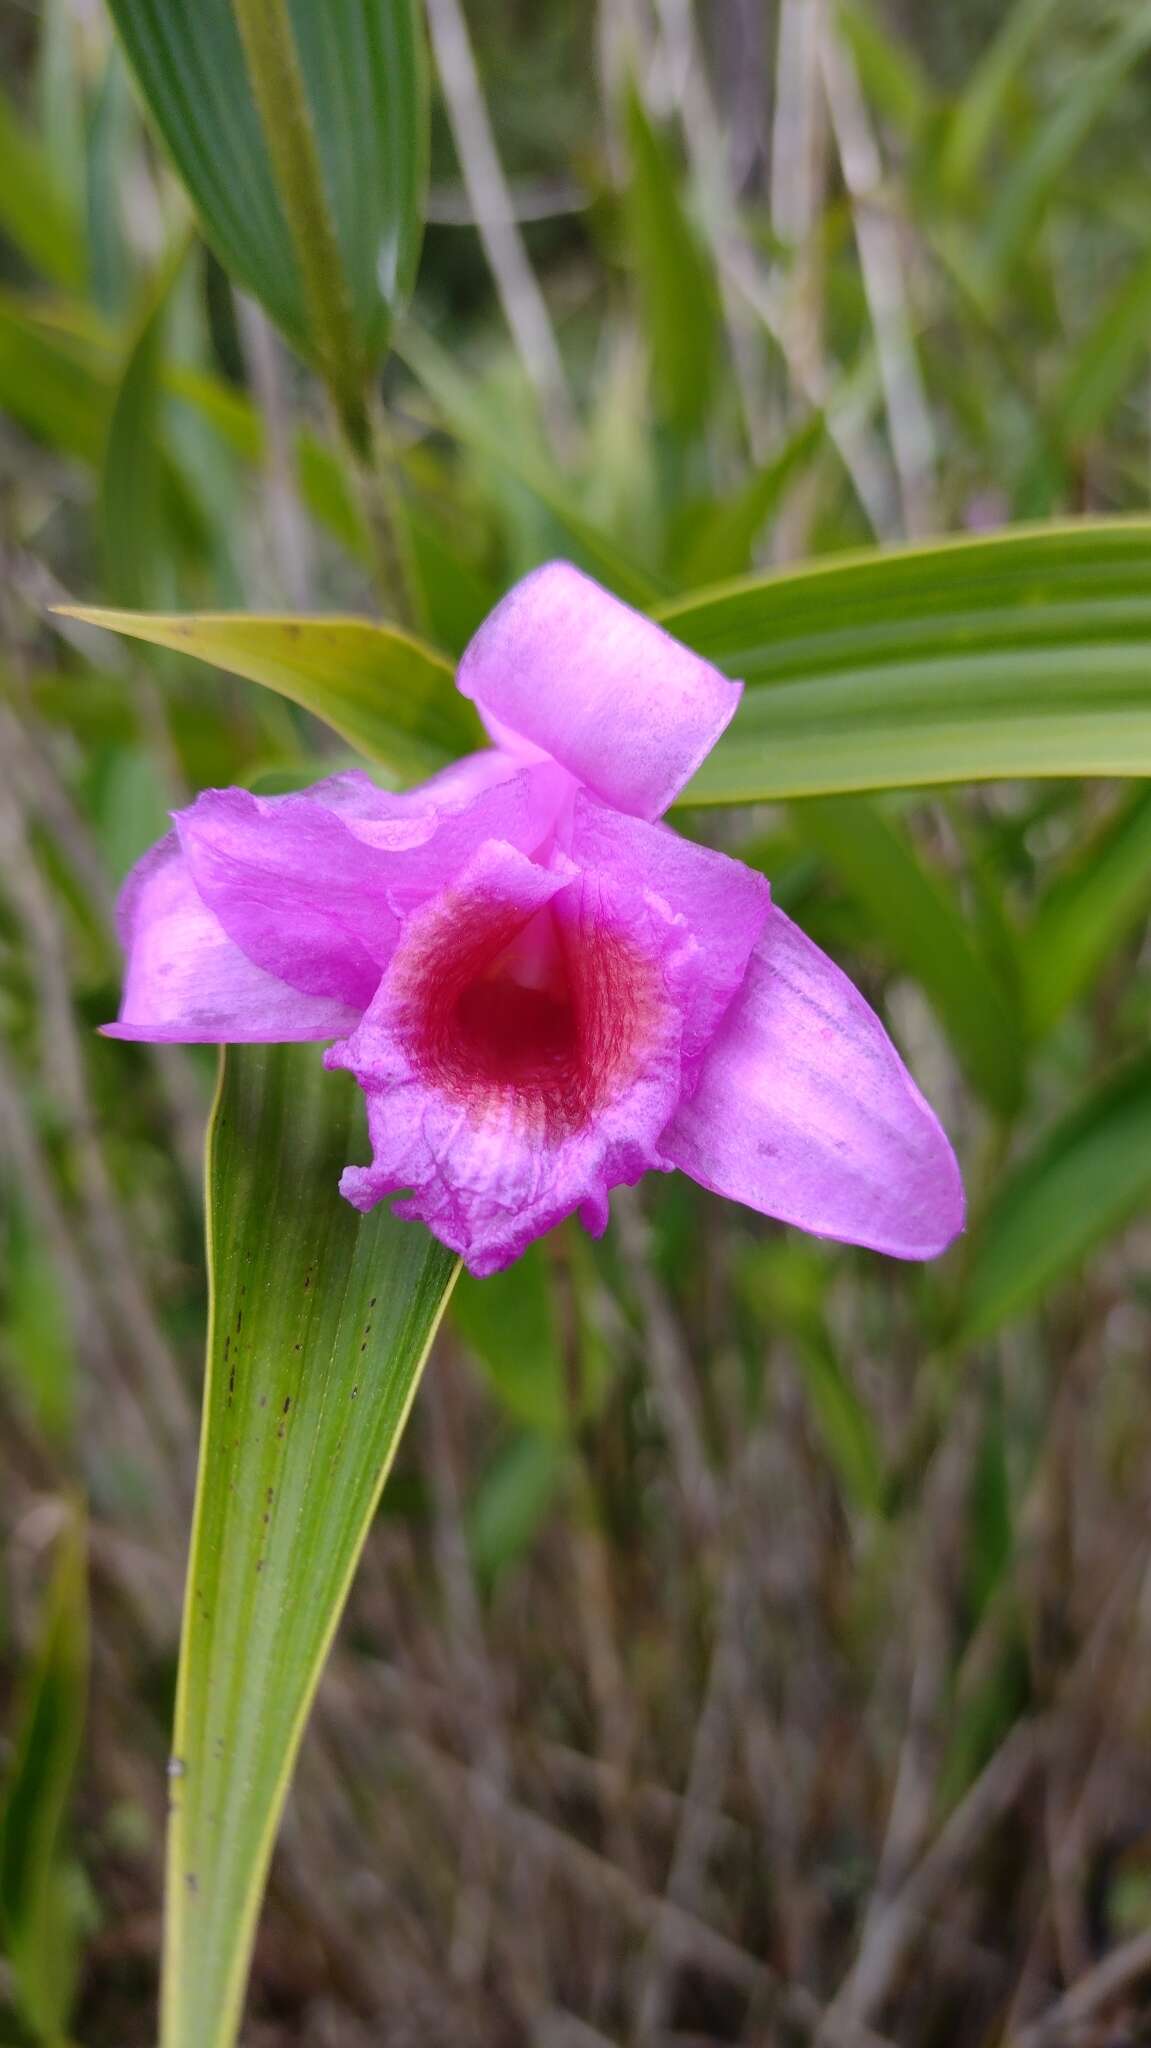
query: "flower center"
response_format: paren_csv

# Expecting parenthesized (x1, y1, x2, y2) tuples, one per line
(454, 973, 577, 1090)
(394, 888, 662, 1136)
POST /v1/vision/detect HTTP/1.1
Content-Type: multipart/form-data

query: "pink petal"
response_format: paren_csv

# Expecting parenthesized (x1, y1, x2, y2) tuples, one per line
(173, 763, 569, 1008)
(327, 839, 688, 1275)
(102, 835, 359, 1042)
(663, 907, 965, 1259)
(457, 561, 742, 822)
(568, 793, 770, 1064)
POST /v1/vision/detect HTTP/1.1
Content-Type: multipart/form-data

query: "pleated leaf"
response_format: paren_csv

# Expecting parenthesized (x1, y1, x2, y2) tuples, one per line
(164, 1044, 458, 2048)
(105, 0, 427, 392)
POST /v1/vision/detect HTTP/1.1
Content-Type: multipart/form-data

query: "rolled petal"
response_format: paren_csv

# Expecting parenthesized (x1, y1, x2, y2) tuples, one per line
(328, 839, 686, 1275)
(569, 793, 770, 1064)
(457, 561, 742, 822)
(103, 835, 359, 1042)
(663, 907, 965, 1259)
(174, 763, 569, 1008)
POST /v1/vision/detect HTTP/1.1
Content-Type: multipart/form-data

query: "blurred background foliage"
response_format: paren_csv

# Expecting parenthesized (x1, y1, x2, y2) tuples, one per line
(4, 0, 1151, 2042)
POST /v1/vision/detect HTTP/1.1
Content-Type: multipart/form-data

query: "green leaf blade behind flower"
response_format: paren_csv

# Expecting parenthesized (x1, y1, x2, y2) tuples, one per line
(104, 0, 427, 380)
(957, 1051, 1151, 1345)
(164, 1045, 458, 2048)
(54, 606, 482, 780)
(665, 521, 1151, 803)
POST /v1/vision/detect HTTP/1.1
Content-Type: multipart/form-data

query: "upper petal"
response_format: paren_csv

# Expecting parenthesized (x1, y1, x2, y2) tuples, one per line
(103, 834, 359, 1043)
(663, 906, 965, 1259)
(457, 561, 742, 822)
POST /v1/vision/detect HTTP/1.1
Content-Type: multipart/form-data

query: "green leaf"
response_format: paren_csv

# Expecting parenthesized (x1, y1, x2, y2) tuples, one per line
(396, 325, 663, 608)
(739, 1242, 886, 1517)
(453, 1236, 612, 1437)
(0, 292, 109, 463)
(0, 1505, 89, 2047)
(0, 81, 85, 289)
(105, 0, 427, 404)
(1, 1203, 77, 1446)
(165, 360, 371, 562)
(958, 1052, 1151, 1344)
(54, 607, 481, 779)
(939, 0, 1060, 195)
(836, 0, 935, 144)
(675, 412, 824, 587)
(976, 13, 1151, 291)
(1017, 249, 1151, 515)
(662, 522, 1151, 805)
(623, 86, 717, 437)
(1054, 247, 1151, 448)
(792, 795, 1023, 1116)
(469, 1431, 565, 1587)
(101, 245, 190, 608)
(1021, 787, 1151, 1039)
(453, 1246, 568, 1435)
(164, 1044, 457, 2048)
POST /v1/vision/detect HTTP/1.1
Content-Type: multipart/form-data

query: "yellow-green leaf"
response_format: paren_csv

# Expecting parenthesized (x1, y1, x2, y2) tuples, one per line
(55, 607, 480, 779)
(164, 1045, 458, 2048)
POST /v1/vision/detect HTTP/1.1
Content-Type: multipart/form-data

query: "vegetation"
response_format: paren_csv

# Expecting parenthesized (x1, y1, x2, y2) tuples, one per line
(3, 0, 1151, 2042)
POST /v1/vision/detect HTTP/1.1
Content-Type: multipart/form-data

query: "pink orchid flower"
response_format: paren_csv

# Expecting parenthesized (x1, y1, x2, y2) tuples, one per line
(105, 563, 964, 1275)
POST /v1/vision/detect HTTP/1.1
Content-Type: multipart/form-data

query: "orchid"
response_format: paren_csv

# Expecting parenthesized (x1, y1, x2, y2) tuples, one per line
(106, 563, 964, 1275)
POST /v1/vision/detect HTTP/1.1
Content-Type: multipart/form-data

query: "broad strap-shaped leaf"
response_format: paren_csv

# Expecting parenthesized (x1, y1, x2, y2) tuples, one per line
(56, 606, 481, 779)
(957, 1051, 1151, 1344)
(105, 0, 427, 397)
(164, 1044, 458, 2048)
(663, 521, 1151, 804)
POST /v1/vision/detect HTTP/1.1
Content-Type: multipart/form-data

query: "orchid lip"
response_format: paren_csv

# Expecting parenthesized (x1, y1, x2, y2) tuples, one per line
(384, 870, 664, 1141)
